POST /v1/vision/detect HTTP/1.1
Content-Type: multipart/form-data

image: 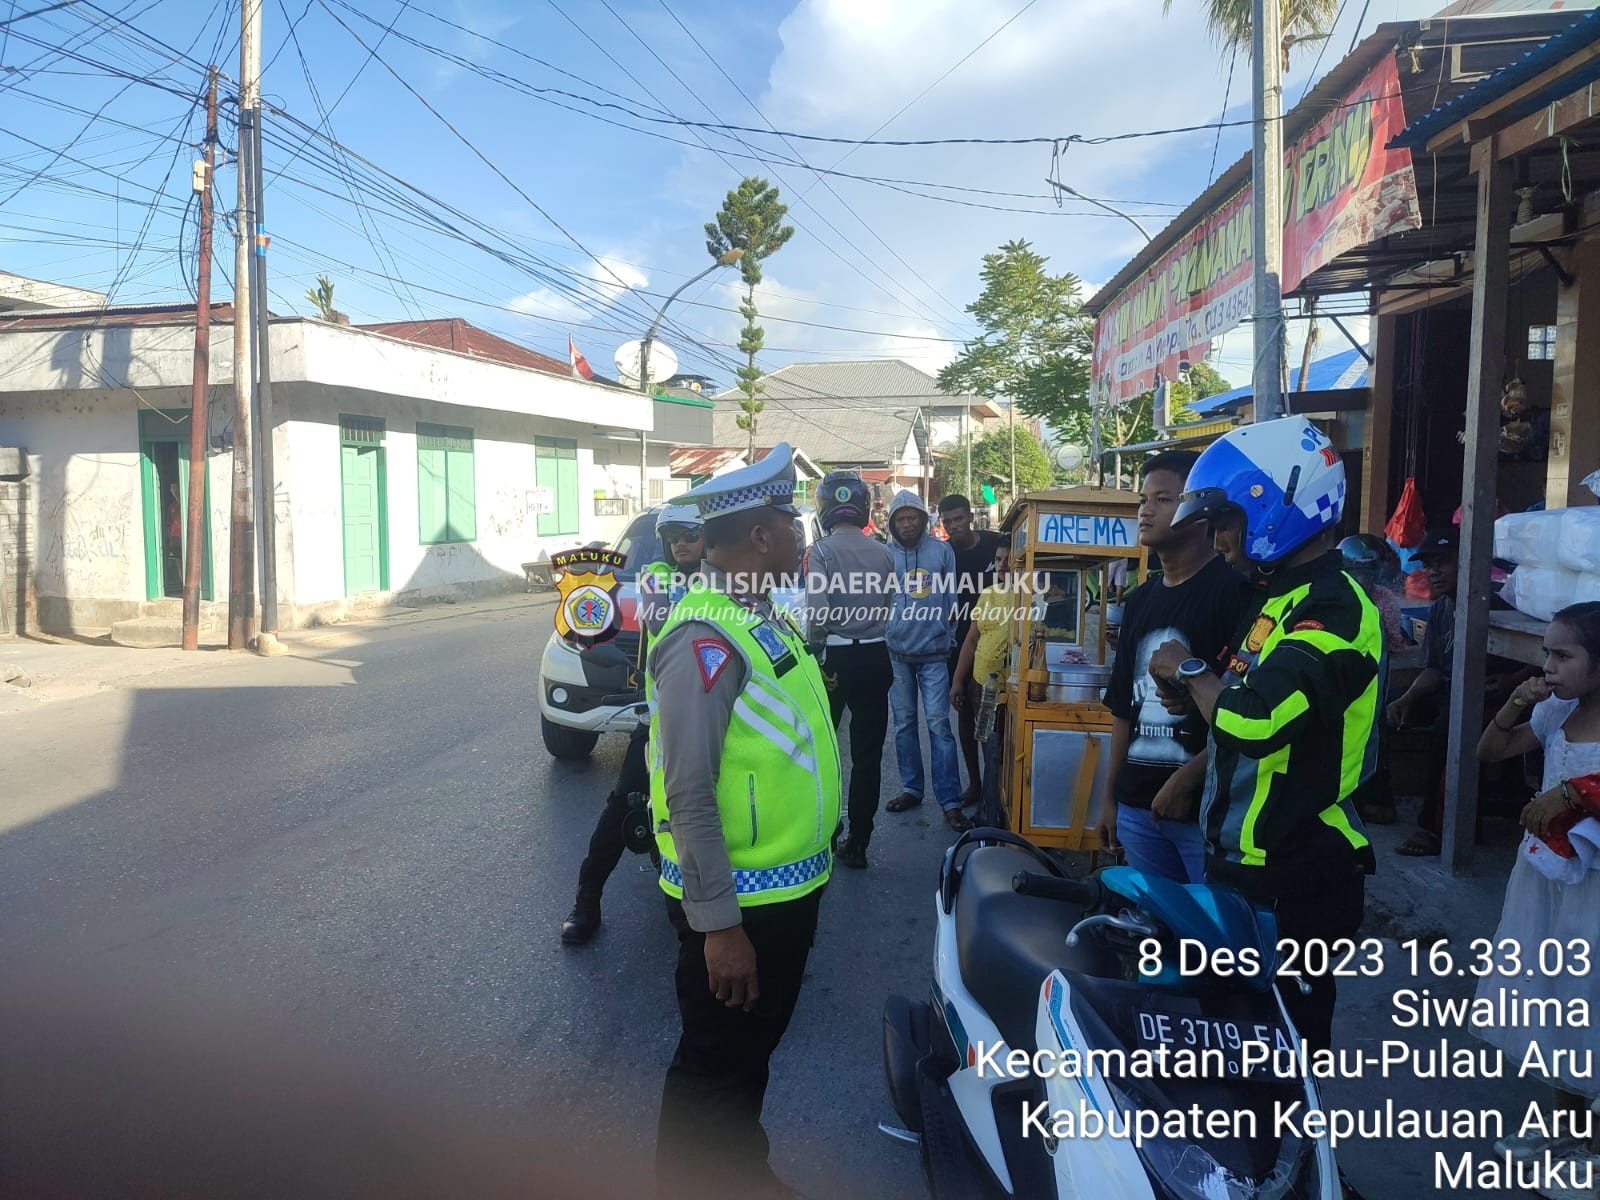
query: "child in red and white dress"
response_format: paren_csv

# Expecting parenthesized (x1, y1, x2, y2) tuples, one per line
(1476, 602, 1600, 1183)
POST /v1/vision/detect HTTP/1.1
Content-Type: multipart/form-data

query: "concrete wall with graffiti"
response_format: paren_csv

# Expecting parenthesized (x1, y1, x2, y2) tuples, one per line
(0, 392, 143, 607)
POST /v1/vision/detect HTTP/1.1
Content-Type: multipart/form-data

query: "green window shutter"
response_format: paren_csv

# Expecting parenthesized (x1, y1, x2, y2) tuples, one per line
(418, 444, 448, 543)
(418, 422, 472, 543)
(536, 446, 557, 537)
(535, 437, 579, 537)
(556, 454, 577, 535)
(446, 444, 476, 541)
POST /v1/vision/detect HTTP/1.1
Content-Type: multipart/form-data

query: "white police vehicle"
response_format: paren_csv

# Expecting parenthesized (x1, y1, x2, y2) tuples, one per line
(537, 505, 821, 760)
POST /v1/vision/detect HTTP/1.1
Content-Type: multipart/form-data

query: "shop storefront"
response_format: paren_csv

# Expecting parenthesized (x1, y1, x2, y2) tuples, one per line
(1083, 8, 1600, 871)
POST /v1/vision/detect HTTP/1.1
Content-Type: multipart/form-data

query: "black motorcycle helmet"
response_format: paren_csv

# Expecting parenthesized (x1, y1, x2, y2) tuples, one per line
(818, 471, 871, 531)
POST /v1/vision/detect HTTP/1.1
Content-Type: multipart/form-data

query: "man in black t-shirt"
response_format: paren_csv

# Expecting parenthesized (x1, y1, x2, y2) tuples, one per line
(939, 494, 1005, 806)
(1098, 451, 1255, 883)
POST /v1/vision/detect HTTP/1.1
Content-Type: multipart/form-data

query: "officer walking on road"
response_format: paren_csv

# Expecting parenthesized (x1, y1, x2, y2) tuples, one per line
(560, 504, 704, 945)
(805, 471, 895, 868)
(646, 444, 842, 1199)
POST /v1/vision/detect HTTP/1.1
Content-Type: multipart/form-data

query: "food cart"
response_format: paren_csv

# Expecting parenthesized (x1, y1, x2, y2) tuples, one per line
(996, 486, 1147, 851)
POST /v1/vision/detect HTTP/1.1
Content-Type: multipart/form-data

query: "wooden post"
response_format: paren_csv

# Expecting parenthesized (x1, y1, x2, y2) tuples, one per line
(1547, 239, 1600, 509)
(182, 68, 218, 652)
(1444, 140, 1512, 876)
(1361, 314, 1397, 531)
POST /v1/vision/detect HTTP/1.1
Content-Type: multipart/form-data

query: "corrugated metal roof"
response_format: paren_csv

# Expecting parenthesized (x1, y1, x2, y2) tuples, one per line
(670, 447, 745, 477)
(710, 403, 916, 465)
(1391, 6, 1600, 148)
(1190, 348, 1370, 414)
(360, 318, 573, 377)
(715, 359, 989, 411)
(0, 301, 238, 328)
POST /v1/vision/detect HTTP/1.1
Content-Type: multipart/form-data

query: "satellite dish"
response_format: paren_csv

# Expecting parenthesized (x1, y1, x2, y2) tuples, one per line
(1055, 444, 1085, 471)
(614, 339, 679, 386)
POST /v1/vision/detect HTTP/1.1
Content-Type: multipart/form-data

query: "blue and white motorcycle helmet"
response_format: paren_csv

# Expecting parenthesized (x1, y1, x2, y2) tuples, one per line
(1171, 418, 1347, 565)
(655, 502, 703, 543)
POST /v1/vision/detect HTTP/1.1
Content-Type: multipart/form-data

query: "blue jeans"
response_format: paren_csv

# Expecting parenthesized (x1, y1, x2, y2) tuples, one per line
(1116, 802, 1206, 884)
(891, 658, 962, 810)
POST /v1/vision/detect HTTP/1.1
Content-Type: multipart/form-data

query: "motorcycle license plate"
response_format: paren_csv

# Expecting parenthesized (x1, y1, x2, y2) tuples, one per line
(1132, 1005, 1292, 1080)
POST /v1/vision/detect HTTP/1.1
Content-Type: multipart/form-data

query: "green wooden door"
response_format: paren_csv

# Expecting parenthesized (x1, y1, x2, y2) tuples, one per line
(341, 444, 387, 594)
(140, 423, 213, 602)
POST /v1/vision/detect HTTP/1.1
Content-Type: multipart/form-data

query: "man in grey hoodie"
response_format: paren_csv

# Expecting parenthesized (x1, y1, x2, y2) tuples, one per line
(881, 489, 968, 832)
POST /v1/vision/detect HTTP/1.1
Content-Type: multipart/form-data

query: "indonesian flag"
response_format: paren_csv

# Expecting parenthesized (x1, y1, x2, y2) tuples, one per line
(568, 335, 594, 380)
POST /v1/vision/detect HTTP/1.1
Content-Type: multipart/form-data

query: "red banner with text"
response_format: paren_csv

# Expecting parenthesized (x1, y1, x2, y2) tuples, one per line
(1093, 55, 1421, 405)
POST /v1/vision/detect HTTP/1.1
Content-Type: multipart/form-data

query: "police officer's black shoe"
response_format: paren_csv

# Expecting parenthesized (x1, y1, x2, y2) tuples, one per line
(838, 842, 869, 870)
(561, 893, 602, 945)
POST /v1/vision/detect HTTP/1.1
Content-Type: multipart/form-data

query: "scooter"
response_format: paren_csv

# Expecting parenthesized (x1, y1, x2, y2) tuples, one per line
(882, 828, 1341, 1200)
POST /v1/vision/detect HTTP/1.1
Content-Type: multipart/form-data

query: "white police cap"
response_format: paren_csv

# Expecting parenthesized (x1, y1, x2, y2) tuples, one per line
(675, 443, 800, 521)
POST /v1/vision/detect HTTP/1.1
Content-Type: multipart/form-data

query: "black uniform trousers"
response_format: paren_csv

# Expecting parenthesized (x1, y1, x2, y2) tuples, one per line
(575, 721, 651, 897)
(1269, 867, 1366, 1054)
(656, 888, 823, 1200)
(823, 641, 892, 849)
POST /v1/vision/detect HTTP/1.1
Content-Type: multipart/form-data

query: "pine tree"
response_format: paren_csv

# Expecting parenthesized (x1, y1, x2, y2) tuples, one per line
(705, 178, 795, 458)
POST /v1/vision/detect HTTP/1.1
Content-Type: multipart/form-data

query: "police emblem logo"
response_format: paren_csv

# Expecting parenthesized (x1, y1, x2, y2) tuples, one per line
(1244, 613, 1277, 655)
(749, 620, 796, 673)
(694, 638, 733, 691)
(551, 547, 628, 648)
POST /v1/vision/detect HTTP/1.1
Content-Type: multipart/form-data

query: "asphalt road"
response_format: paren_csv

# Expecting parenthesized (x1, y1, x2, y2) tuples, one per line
(0, 598, 938, 1199)
(0, 598, 1539, 1199)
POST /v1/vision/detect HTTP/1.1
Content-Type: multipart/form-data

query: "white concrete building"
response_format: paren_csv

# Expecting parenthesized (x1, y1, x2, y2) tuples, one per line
(0, 304, 665, 634)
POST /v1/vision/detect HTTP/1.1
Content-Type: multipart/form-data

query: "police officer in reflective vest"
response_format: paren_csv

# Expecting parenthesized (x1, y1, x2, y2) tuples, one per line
(646, 443, 842, 1198)
(1147, 419, 1379, 1054)
(561, 504, 704, 944)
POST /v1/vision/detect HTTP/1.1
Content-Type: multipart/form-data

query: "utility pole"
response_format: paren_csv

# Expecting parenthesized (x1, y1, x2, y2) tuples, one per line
(182, 67, 219, 653)
(1298, 295, 1319, 396)
(1008, 398, 1017, 510)
(1251, 0, 1287, 421)
(250, 104, 281, 646)
(229, 0, 260, 649)
(963, 407, 971, 503)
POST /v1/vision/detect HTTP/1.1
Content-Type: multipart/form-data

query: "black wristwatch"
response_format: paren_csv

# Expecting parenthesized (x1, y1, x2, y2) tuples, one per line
(1173, 657, 1210, 688)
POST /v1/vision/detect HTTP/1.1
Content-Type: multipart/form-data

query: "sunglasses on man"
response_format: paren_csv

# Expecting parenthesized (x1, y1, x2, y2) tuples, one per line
(660, 525, 702, 544)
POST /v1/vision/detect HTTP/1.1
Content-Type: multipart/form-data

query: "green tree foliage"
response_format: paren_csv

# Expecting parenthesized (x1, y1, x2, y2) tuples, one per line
(1162, 0, 1339, 69)
(705, 177, 795, 456)
(937, 240, 1093, 438)
(303, 274, 346, 323)
(938, 423, 1054, 502)
(1103, 361, 1232, 452)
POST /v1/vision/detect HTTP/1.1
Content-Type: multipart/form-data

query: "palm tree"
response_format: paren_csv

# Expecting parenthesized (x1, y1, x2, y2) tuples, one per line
(1162, 0, 1339, 69)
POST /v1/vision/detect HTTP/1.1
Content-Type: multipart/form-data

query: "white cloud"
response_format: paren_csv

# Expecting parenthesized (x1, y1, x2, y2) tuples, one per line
(504, 253, 650, 327)
(688, 0, 1450, 379)
(683, 273, 958, 381)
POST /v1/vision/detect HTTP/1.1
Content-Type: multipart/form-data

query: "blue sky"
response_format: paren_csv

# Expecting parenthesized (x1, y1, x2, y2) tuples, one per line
(2, 0, 1447, 389)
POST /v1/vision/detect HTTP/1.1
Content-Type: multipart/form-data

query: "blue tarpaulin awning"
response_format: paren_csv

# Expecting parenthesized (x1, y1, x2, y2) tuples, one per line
(1188, 347, 1371, 416)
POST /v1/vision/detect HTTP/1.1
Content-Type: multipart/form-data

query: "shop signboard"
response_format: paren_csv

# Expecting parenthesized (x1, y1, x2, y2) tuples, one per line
(1093, 55, 1421, 404)
(1036, 511, 1139, 549)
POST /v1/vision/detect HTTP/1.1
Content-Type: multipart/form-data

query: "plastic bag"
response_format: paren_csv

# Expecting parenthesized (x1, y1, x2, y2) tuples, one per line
(1495, 510, 1565, 567)
(1385, 478, 1425, 549)
(1404, 567, 1435, 601)
(1501, 566, 1582, 622)
(1559, 508, 1600, 573)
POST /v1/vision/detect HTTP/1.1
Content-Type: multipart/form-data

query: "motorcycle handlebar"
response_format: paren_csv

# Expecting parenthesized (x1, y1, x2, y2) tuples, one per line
(1011, 871, 1100, 906)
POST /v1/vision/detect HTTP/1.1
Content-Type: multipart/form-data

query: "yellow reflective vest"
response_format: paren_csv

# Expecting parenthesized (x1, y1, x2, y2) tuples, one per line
(647, 584, 842, 908)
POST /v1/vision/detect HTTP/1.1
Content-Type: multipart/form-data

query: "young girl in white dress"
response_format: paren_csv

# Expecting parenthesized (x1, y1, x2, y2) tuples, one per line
(1477, 601, 1600, 1188)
